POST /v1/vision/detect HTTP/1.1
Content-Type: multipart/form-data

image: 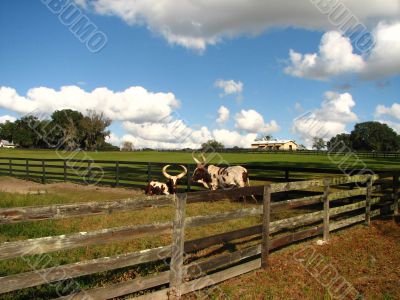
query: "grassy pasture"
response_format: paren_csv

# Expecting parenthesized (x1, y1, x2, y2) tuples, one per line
(1, 148, 399, 170)
(1, 148, 398, 191)
(0, 149, 398, 299)
(0, 181, 267, 299)
(1, 179, 397, 299)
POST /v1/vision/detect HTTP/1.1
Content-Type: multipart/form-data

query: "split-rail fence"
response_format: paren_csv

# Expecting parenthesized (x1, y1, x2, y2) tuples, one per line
(0, 172, 398, 299)
(0, 156, 389, 190)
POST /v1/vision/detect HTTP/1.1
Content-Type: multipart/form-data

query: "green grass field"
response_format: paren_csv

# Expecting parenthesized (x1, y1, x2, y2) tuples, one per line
(0, 148, 399, 170)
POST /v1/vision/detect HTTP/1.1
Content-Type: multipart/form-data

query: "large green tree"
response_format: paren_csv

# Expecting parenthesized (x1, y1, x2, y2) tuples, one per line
(312, 137, 326, 150)
(0, 121, 15, 142)
(201, 139, 225, 151)
(12, 116, 41, 148)
(80, 110, 111, 151)
(327, 133, 352, 151)
(350, 122, 400, 151)
(50, 109, 84, 150)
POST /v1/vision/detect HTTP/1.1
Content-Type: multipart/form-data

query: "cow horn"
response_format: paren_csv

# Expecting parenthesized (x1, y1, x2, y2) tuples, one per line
(192, 152, 201, 165)
(176, 165, 188, 179)
(162, 165, 173, 179)
(201, 153, 207, 164)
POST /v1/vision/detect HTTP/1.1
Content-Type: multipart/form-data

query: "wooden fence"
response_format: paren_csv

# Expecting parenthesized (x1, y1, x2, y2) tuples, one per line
(0, 172, 398, 299)
(157, 149, 400, 158)
(0, 156, 385, 191)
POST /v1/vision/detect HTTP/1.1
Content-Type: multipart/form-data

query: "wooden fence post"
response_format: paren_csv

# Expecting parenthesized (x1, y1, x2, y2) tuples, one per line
(115, 161, 120, 187)
(63, 160, 67, 182)
(186, 164, 191, 192)
(323, 178, 331, 242)
(365, 175, 373, 225)
(25, 159, 29, 179)
(42, 160, 46, 184)
(169, 193, 187, 299)
(147, 162, 152, 183)
(393, 173, 399, 217)
(261, 185, 271, 269)
(9, 159, 12, 176)
(285, 170, 290, 182)
(87, 161, 92, 184)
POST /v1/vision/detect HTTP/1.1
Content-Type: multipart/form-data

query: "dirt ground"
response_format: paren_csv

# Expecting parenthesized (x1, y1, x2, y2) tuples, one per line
(0, 176, 143, 196)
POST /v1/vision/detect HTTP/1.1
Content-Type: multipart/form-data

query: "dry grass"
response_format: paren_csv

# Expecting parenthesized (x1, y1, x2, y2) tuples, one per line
(190, 220, 400, 300)
(0, 177, 397, 299)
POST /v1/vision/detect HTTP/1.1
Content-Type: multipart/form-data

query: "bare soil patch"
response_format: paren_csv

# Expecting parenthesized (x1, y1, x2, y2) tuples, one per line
(0, 176, 143, 196)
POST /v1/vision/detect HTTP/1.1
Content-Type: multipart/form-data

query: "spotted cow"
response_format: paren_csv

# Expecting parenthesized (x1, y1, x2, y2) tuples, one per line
(191, 154, 251, 190)
(145, 165, 187, 195)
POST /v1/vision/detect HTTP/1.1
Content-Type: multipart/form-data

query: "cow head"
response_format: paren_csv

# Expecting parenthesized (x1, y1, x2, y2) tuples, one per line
(191, 153, 212, 189)
(162, 165, 187, 194)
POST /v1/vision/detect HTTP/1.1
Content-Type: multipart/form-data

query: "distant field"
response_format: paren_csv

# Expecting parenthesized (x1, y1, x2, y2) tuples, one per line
(0, 149, 399, 170)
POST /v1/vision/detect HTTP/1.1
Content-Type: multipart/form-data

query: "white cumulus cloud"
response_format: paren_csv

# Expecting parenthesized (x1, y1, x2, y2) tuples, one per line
(0, 115, 16, 124)
(212, 129, 257, 148)
(375, 103, 400, 121)
(214, 79, 243, 98)
(375, 102, 400, 133)
(0, 86, 179, 123)
(235, 109, 280, 134)
(285, 22, 400, 80)
(293, 92, 358, 147)
(216, 106, 230, 124)
(363, 22, 400, 79)
(123, 120, 195, 144)
(285, 31, 365, 80)
(118, 117, 260, 149)
(81, 0, 399, 51)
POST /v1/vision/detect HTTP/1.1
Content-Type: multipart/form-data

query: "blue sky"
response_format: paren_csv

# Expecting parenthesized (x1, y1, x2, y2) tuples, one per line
(0, 0, 399, 148)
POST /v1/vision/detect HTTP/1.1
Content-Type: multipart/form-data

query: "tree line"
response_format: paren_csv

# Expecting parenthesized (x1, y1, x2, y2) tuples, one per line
(312, 121, 400, 152)
(0, 109, 118, 151)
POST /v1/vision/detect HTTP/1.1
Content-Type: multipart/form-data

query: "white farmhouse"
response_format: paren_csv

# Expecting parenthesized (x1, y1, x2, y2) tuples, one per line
(0, 140, 16, 149)
(251, 139, 298, 151)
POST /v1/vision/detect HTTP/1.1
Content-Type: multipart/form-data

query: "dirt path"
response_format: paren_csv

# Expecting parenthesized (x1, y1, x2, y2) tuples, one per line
(0, 176, 143, 196)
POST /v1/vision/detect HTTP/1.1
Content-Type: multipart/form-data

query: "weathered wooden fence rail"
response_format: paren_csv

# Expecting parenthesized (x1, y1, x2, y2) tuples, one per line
(1, 156, 394, 191)
(0, 172, 398, 299)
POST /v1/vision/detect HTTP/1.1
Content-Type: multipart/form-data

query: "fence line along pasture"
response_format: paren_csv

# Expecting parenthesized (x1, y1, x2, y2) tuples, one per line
(0, 172, 398, 299)
(156, 148, 400, 158)
(0, 156, 393, 191)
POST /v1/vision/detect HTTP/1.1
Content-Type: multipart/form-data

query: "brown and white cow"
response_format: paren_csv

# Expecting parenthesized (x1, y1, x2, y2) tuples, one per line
(191, 154, 251, 191)
(145, 165, 187, 195)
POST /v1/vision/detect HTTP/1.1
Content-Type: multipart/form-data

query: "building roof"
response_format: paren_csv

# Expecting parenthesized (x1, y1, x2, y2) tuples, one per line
(0, 140, 14, 145)
(251, 140, 297, 145)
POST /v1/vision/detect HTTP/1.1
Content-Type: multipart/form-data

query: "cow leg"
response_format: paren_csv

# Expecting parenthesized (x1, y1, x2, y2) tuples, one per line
(245, 178, 258, 204)
(234, 181, 248, 205)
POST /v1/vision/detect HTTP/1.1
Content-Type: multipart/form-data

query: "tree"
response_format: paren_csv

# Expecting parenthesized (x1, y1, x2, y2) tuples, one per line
(50, 109, 84, 150)
(0, 121, 15, 142)
(80, 110, 112, 151)
(327, 133, 352, 151)
(98, 142, 120, 151)
(263, 135, 273, 141)
(298, 144, 307, 150)
(350, 122, 400, 151)
(121, 141, 134, 152)
(12, 116, 40, 148)
(312, 137, 326, 150)
(201, 139, 225, 151)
